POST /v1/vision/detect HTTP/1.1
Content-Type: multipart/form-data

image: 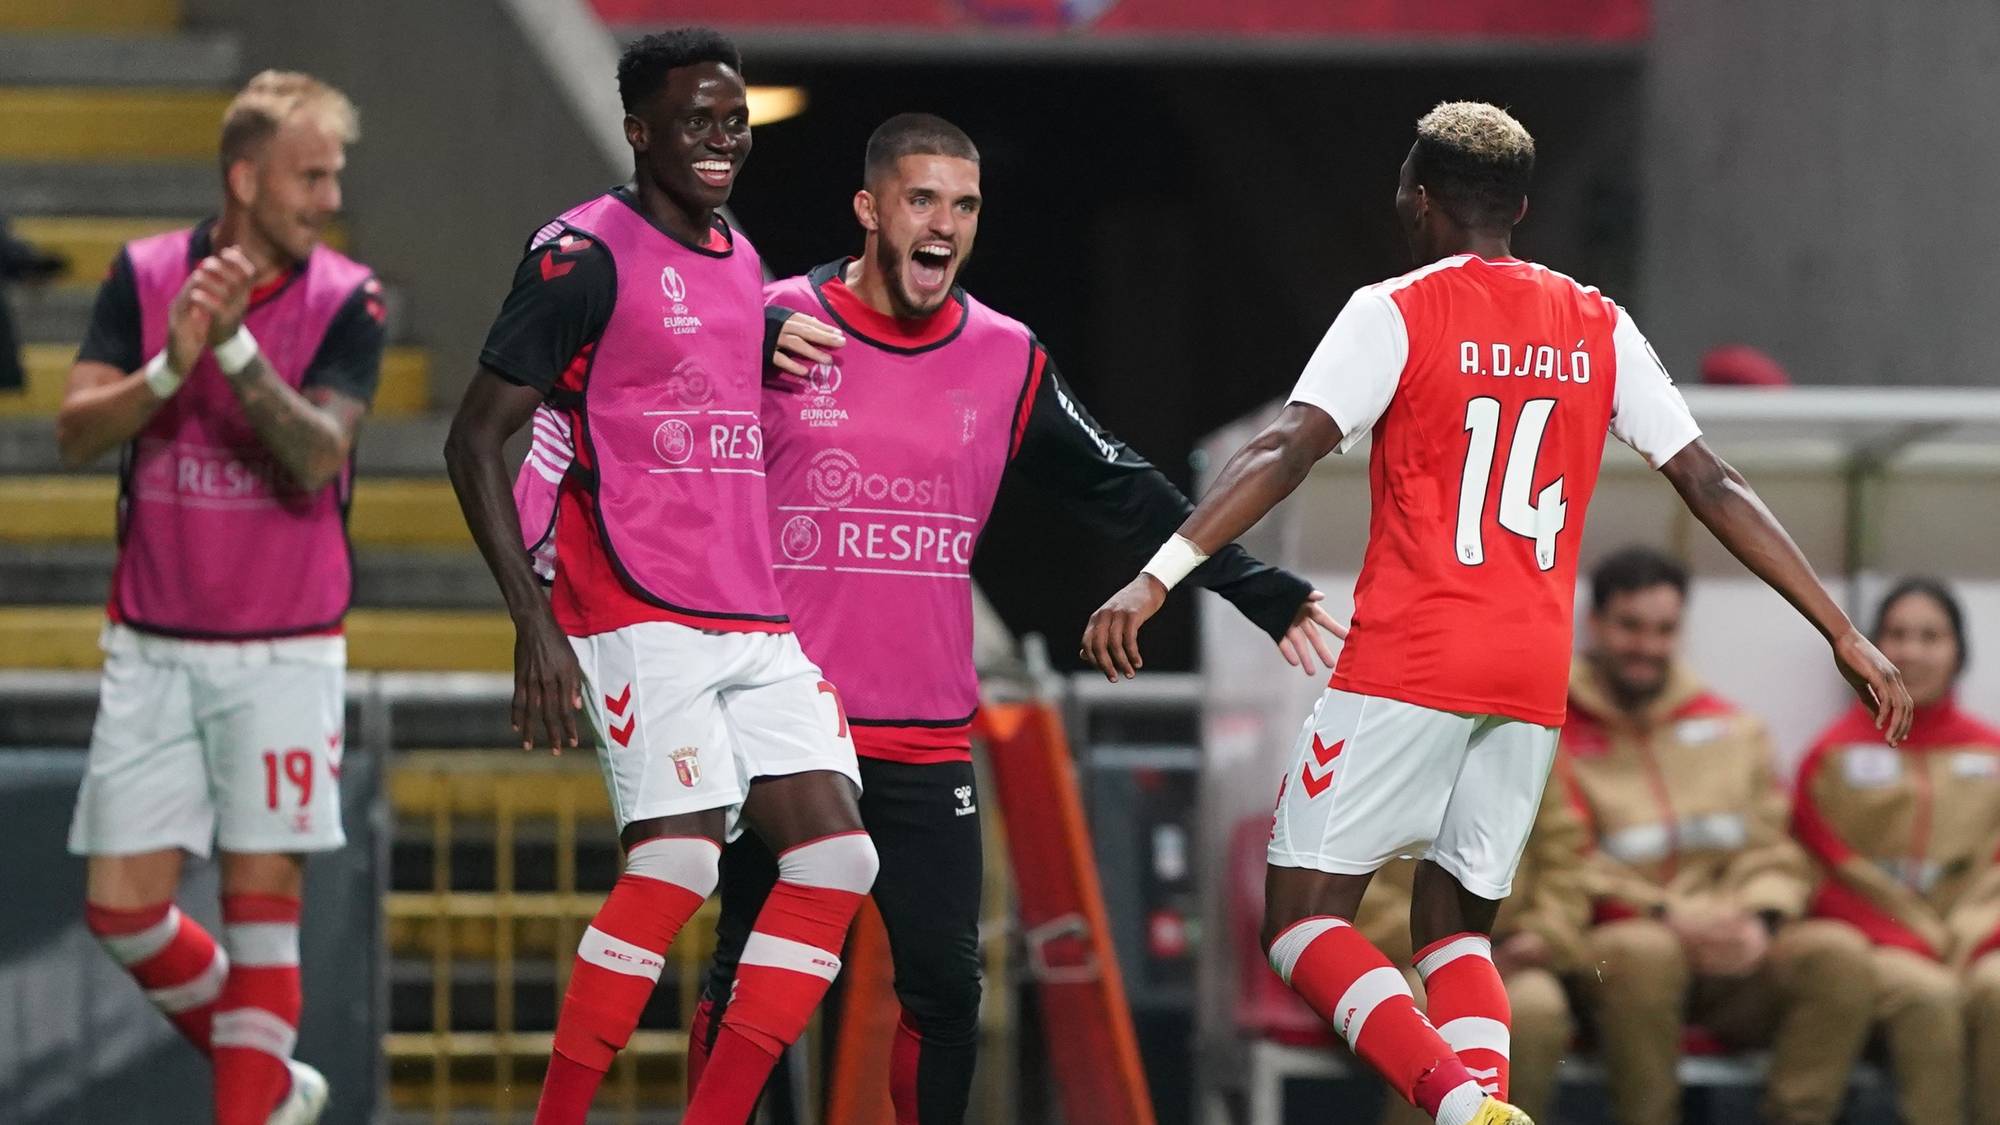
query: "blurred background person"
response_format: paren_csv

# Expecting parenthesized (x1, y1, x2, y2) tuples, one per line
(49, 69, 380, 1125)
(0, 215, 69, 393)
(1697, 344, 1791, 389)
(1356, 779, 1589, 1125)
(1792, 577, 2000, 1125)
(1565, 546, 1874, 1125)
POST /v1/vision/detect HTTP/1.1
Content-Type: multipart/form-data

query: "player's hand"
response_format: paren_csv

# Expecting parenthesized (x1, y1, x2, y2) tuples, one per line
(1080, 575, 1167, 682)
(771, 312, 846, 378)
(513, 613, 583, 754)
(165, 274, 215, 378)
(1277, 589, 1348, 676)
(1832, 629, 1913, 745)
(188, 247, 258, 346)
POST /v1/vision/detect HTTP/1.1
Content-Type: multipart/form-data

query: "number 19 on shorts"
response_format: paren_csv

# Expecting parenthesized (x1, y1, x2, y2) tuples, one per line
(1456, 396, 1566, 571)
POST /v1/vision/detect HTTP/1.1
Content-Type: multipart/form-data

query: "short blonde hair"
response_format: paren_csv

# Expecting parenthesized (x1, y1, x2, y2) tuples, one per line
(1412, 102, 1534, 229)
(219, 70, 359, 170)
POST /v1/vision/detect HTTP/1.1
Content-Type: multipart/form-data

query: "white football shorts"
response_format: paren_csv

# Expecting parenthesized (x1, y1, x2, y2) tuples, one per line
(69, 624, 347, 858)
(568, 620, 861, 835)
(1267, 686, 1557, 899)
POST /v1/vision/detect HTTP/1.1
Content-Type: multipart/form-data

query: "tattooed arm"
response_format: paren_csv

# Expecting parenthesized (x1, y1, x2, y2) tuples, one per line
(222, 357, 366, 491)
(195, 247, 369, 491)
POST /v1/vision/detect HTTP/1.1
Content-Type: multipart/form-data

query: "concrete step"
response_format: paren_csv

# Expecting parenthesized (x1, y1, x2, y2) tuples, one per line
(0, 161, 216, 215)
(0, 605, 513, 670)
(0, 342, 432, 417)
(10, 214, 349, 287)
(0, 475, 470, 546)
(0, 543, 503, 609)
(0, 0, 179, 33)
(0, 32, 237, 87)
(5, 279, 413, 344)
(0, 87, 228, 161)
(0, 413, 452, 475)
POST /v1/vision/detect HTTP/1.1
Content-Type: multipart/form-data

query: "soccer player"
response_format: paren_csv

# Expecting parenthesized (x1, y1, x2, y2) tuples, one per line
(1080, 102, 1913, 1125)
(443, 30, 877, 1125)
(54, 71, 383, 1125)
(674, 112, 1343, 1125)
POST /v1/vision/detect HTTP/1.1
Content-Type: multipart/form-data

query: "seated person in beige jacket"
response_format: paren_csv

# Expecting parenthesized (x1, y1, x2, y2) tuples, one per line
(1565, 547, 1874, 1125)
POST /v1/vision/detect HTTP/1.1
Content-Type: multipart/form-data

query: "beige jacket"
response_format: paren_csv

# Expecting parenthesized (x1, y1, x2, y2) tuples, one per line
(1561, 660, 1811, 924)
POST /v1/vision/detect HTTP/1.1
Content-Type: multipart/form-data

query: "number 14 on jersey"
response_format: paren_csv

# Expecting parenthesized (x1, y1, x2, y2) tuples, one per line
(1456, 397, 1567, 571)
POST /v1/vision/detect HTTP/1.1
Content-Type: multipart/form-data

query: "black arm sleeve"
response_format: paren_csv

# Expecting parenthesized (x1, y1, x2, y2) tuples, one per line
(76, 249, 144, 374)
(476, 228, 616, 395)
(1008, 345, 1313, 640)
(763, 305, 793, 367)
(300, 278, 388, 404)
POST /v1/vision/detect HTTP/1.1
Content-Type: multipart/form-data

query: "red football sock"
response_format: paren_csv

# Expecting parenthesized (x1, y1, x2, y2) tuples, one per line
(1417, 932, 1511, 1099)
(1267, 916, 1481, 1118)
(87, 901, 229, 1053)
(685, 832, 876, 1125)
(685, 995, 717, 1100)
(535, 836, 720, 1125)
(890, 1009, 923, 1125)
(212, 894, 302, 1125)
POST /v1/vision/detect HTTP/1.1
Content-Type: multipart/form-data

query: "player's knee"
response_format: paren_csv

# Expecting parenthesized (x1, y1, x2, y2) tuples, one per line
(778, 831, 879, 893)
(623, 835, 722, 897)
(218, 850, 305, 899)
(897, 971, 983, 1046)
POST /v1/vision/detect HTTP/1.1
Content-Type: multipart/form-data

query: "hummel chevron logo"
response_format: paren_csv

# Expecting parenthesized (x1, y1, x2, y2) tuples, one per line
(605, 684, 636, 748)
(1299, 735, 1344, 799)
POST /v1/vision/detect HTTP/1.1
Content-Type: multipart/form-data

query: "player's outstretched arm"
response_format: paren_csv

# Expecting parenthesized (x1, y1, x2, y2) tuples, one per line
(1660, 437, 1913, 743)
(1009, 356, 1343, 673)
(445, 369, 582, 753)
(1080, 402, 1343, 681)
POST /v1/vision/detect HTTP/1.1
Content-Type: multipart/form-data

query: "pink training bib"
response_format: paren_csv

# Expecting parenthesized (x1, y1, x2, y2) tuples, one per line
(116, 228, 372, 639)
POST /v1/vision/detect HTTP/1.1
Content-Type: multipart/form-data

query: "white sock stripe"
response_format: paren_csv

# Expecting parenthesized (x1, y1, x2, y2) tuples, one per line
(1334, 966, 1414, 1050)
(1466, 1066, 1502, 1079)
(100, 907, 183, 965)
(1434, 1081, 1491, 1125)
(211, 1007, 298, 1059)
(1437, 1016, 1512, 1058)
(1266, 917, 1349, 987)
(224, 922, 300, 968)
(624, 837, 722, 897)
(740, 933, 843, 982)
(1415, 934, 1493, 980)
(145, 947, 229, 1014)
(775, 833, 879, 895)
(576, 925, 666, 981)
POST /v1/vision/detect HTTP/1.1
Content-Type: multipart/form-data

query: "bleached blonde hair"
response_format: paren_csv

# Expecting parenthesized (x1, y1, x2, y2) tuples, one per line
(219, 69, 359, 170)
(1412, 101, 1534, 229)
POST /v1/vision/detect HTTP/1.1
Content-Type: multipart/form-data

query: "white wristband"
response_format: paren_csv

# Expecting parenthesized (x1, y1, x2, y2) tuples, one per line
(212, 325, 260, 376)
(141, 350, 184, 400)
(1141, 534, 1209, 591)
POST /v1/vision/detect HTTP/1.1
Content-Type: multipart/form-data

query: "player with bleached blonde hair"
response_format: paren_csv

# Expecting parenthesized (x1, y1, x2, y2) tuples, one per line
(56, 67, 383, 1125)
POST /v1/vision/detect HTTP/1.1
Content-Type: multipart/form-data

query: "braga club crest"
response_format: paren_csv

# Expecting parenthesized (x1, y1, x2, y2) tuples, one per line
(671, 745, 701, 788)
